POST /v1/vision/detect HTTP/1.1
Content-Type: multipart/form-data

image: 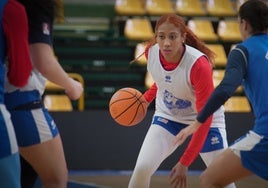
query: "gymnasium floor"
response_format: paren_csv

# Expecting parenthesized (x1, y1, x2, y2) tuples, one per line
(68, 170, 268, 188)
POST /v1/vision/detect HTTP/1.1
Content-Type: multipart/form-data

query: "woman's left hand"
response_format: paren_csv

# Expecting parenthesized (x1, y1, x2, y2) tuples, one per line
(169, 162, 188, 188)
(173, 120, 202, 146)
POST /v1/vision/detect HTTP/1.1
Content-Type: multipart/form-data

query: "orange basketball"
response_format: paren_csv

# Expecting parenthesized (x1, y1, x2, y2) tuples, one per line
(109, 87, 148, 126)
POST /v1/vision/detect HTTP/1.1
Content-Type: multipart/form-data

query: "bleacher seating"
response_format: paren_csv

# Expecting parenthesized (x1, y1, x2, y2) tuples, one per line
(145, 0, 174, 16)
(213, 69, 243, 94)
(187, 19, 219, 42)
(114, 0, 146, 16)
(44, 95, 73, 111)
(224, 96, 251, 112)
(52, 0, 249, 112)
(145, 71, 153, 89)
(206, 44, 227, 68)
(44, 73, 85, 111)
(124, 18, 154, 41)
(217, 19, 242, 42)
(175, 0, 207, 17)
(206, 0, 237, 17)
(134, 42, 147, 65)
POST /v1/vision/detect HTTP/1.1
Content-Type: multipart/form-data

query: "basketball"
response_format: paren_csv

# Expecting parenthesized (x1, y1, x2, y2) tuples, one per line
(109, 87, 148, 126)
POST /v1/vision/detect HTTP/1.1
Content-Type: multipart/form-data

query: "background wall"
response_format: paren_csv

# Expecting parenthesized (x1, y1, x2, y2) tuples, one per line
(53, 110, 254, 171)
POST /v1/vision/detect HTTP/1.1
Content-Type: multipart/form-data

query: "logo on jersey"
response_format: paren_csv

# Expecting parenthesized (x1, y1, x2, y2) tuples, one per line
(42, 23, 50, 35)
(50, 120, 56, 130)
(165, 75, 171, 83)
(211, 136, 220, 145)
(163, 90, 192, 115)
(157, 117, 168, 124)
(265, 51, 268, 60)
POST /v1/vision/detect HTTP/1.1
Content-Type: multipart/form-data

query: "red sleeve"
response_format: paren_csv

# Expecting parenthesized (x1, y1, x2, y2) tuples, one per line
(179, 56, 214, 167)
(3, 0, 32, 87)
(143, 83, 157, 103)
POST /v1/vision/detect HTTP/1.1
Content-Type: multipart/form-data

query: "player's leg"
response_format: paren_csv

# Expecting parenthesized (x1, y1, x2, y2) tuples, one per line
(20, 135, 68, 188)
(12, 108, 68, 188)
(200, 130, 266, 187)
(200, 148, 252, 188)
(128, 124, 177, 188)
(200, 149, 237, 188)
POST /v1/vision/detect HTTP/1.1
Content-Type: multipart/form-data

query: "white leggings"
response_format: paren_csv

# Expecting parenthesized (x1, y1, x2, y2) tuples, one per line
(128, 125, 236, 188)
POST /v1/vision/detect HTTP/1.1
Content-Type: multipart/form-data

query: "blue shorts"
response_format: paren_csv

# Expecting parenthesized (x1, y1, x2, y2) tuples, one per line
(10, 108, 59, 147)
(152, 116, 225, 152)
(0, 152, 21, 188)
(230, 130, 268, 180)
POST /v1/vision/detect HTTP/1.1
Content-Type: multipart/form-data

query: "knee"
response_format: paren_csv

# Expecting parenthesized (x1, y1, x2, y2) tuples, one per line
(199, 172, 223, 188)
(199, 172, 213, 188)
(41, 168, 68, 188)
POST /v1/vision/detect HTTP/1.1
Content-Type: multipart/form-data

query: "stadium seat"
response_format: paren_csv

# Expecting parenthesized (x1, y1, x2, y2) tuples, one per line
(55, 0, 64, 23)
(145, 0, 174, 16)
(206, 0, 237, 17)
(213, 69, 225, 87)
(187, 19, 218, 42)
(134, 43, 147, 65)
(206, 44, 227, 68)
(45, 73, 85, 111)
(175, 0, 207, 17)
(114, 0, 146, 16)
(224, 96, 251, 112)
(213, 69, 243, 94)
(124, 18, 154, 41)
(217, 19, 242, 42)
(145, 71, 154, 89)
(236, 0, 247, 12)
(44, 95, 73, 111)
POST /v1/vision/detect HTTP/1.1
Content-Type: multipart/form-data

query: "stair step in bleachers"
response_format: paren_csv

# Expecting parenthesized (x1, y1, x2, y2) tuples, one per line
(85, 86, 146, 109)
(54, 34, 146, 109)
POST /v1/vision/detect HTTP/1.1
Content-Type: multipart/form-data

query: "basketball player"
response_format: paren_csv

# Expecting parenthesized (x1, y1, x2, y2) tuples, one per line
(128, 14, 235, 188)
(4, 0, 83, 187)
(0, 0, 32, 187)
(173, 0, 268, 187)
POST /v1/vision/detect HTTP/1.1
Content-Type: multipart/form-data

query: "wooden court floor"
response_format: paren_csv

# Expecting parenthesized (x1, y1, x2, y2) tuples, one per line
(68, 171, 268, 188)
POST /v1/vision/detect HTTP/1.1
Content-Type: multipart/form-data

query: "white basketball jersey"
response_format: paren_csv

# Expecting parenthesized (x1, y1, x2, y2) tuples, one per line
(5, 68, 46, 95)
(147, 44, 225, 127)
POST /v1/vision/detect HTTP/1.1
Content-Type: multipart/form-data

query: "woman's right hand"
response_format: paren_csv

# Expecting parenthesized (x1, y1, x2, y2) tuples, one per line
(65, 78, 83, 100)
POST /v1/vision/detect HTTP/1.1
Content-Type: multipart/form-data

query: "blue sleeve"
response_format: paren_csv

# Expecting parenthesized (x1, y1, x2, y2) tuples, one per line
(197, 45, 248, 123)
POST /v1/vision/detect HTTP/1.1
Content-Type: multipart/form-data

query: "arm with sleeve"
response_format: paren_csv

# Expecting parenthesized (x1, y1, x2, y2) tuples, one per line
(197, 45, 248, 123)
(180, 56, 214, 166)
(3, 0, 32, 87)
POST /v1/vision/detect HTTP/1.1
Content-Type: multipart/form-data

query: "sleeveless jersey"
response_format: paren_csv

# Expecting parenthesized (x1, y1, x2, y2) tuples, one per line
(4, 7, 53, 109)
(147, 44, 224, 127)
